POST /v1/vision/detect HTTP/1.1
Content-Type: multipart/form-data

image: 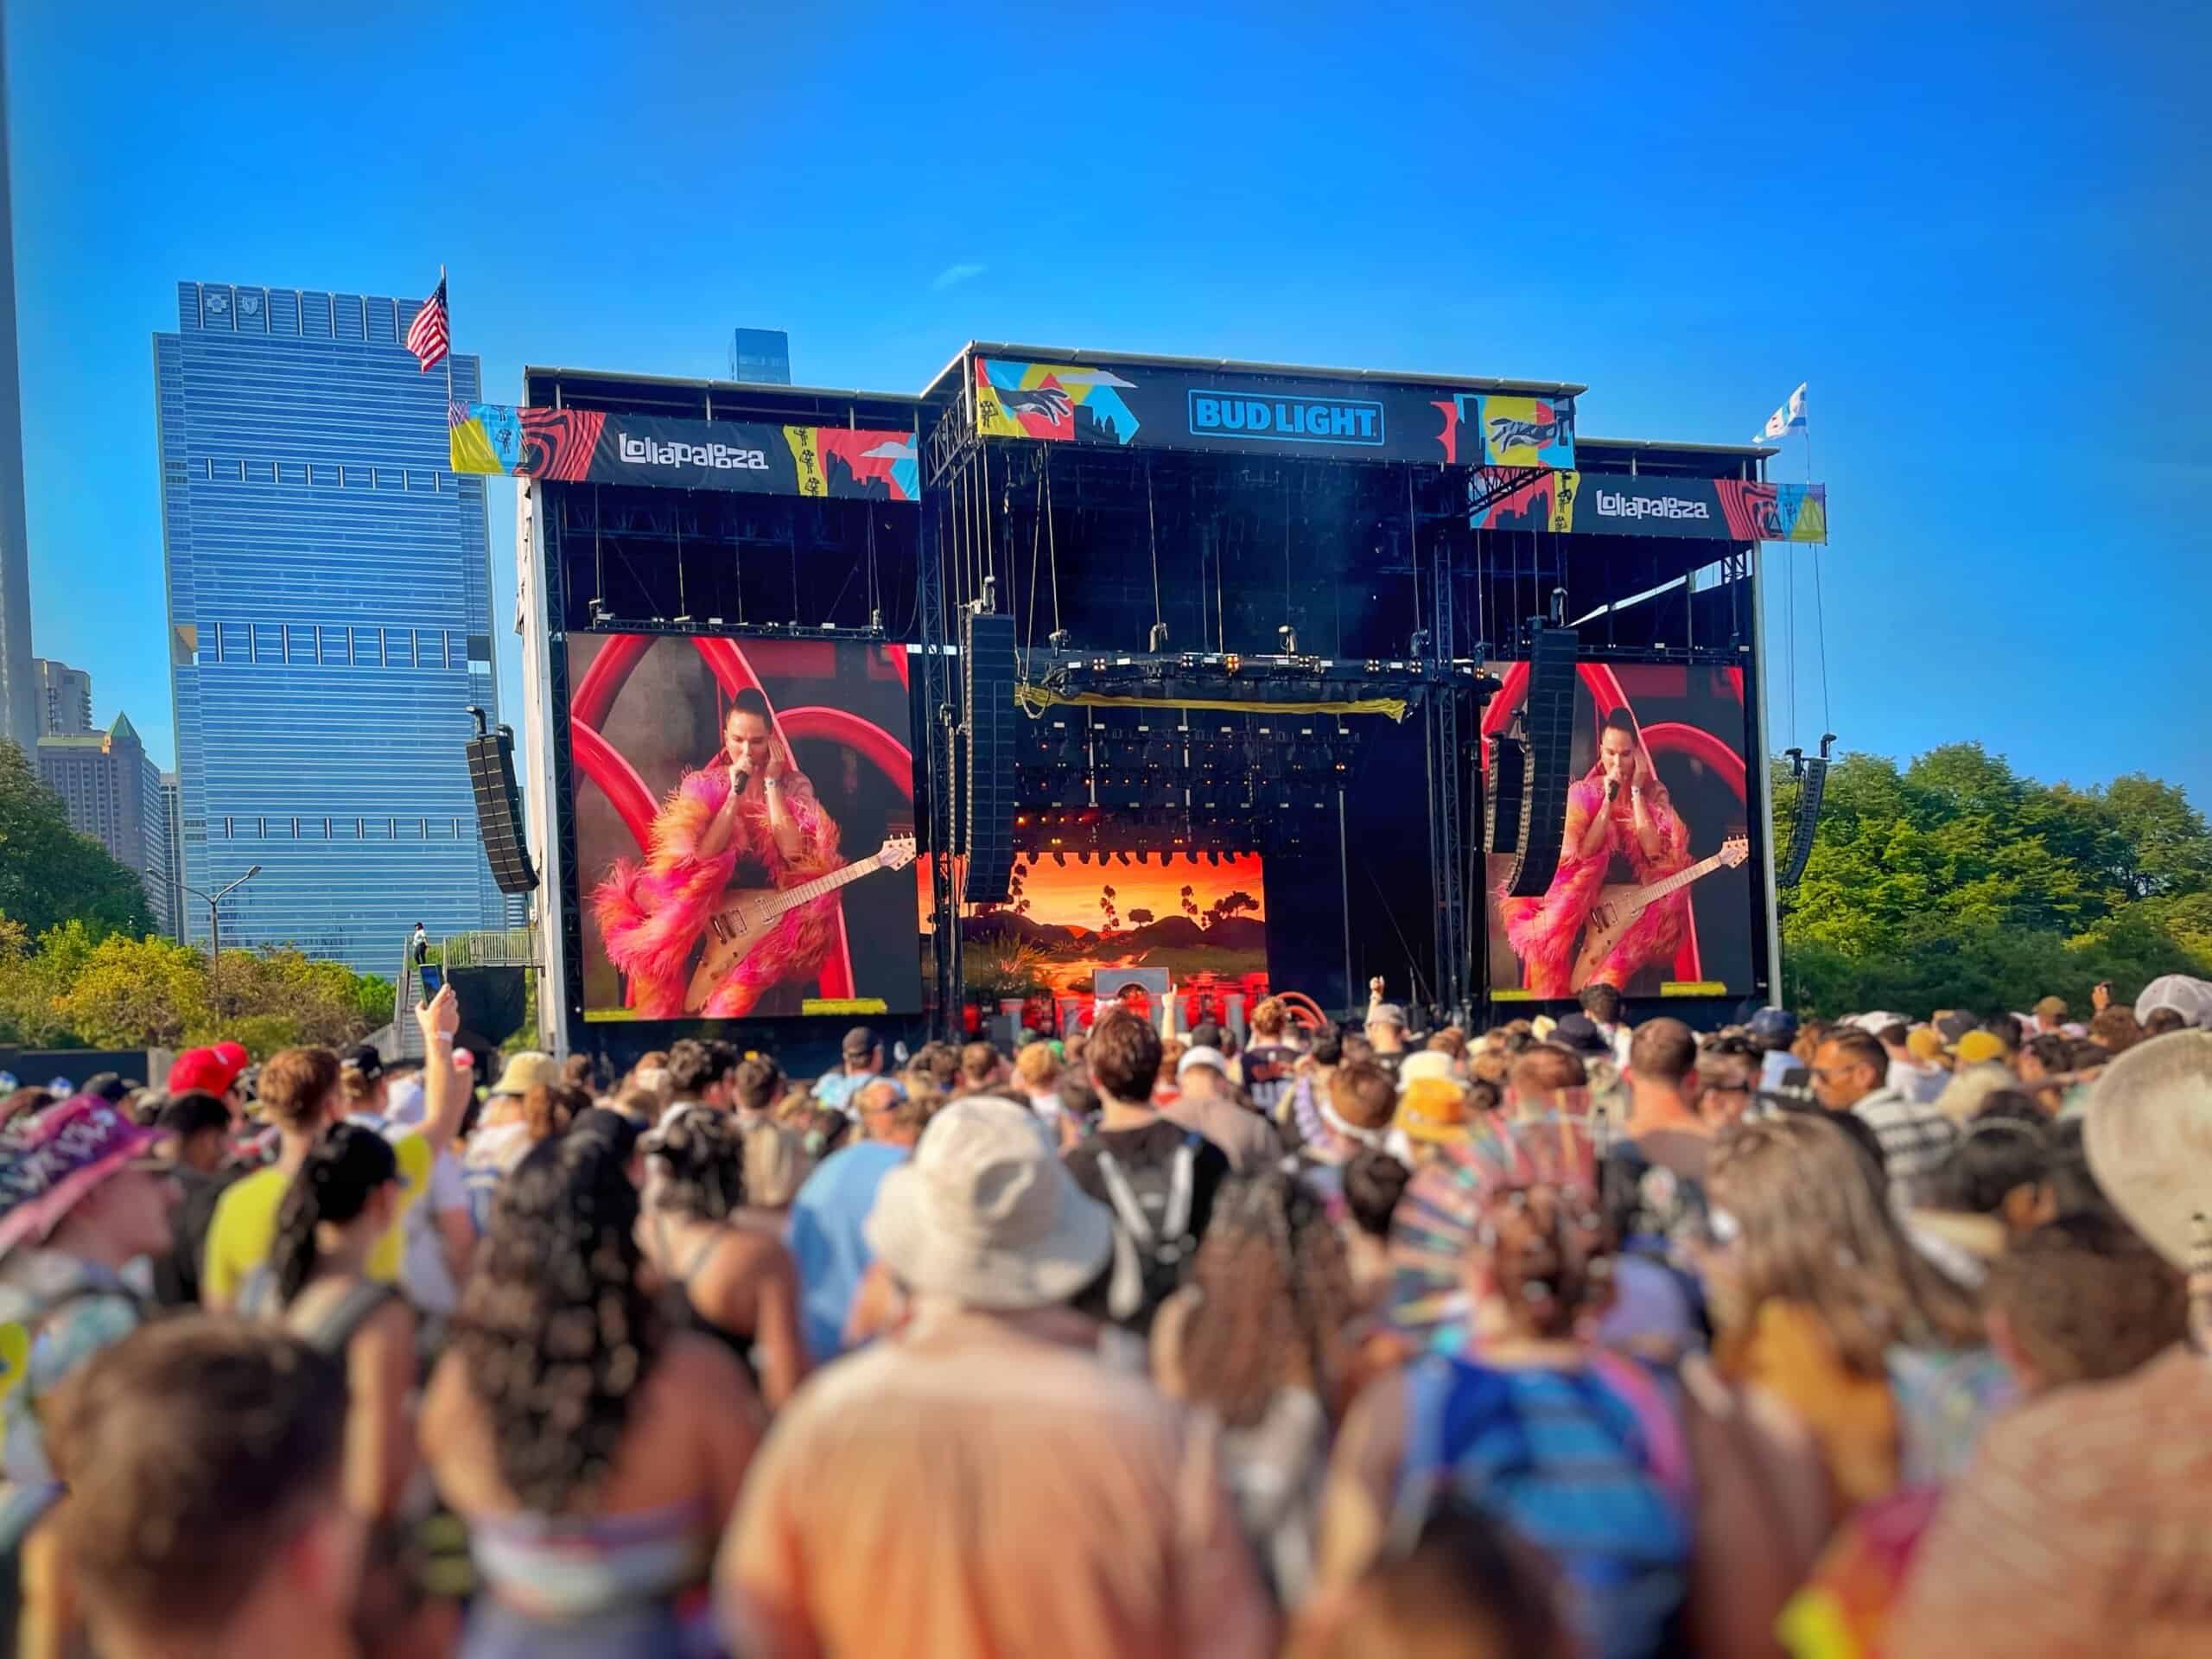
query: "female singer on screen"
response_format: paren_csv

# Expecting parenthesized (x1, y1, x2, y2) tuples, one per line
(1499, 707, 1693, 997)
(593, 689, 843, 1019)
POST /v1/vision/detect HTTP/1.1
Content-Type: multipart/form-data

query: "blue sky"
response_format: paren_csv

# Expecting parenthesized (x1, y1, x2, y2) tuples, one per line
(11, 1, 2209, 804)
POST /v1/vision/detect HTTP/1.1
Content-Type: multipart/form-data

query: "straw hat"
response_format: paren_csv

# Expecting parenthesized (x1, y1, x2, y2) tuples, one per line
(865, 1096, 1113, 1310)
(2083, 1029, 2212, 1271)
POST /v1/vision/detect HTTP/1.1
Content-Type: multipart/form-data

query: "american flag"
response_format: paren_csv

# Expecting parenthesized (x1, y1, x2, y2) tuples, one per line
(405, 276, 449, 373)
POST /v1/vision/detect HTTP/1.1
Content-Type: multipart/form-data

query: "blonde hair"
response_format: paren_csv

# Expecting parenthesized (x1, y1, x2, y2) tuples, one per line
(1710, 1114, 1985, 1373)
(1014, 1041, 1060, 1090)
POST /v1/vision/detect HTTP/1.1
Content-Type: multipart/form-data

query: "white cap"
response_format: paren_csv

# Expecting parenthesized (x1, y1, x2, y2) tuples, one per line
(1176, 1045, 1229, 1078)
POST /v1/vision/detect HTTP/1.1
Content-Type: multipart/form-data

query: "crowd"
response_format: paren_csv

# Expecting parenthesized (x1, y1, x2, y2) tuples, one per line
(2, 969, 2210, 1657)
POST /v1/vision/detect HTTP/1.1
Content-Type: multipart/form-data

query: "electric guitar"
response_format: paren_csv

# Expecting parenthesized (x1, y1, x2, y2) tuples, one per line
(1569, 835, 1751, 991)
(683, 835, 918, 1014)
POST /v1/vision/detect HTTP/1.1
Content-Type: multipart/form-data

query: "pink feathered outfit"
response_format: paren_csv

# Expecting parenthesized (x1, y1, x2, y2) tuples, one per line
(592, 766, 842, 1019)
(1499, 772, 1691, 997)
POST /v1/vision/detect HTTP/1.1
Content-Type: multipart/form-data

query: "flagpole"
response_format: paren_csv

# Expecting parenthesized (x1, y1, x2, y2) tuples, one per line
(440, 264, 454, 410)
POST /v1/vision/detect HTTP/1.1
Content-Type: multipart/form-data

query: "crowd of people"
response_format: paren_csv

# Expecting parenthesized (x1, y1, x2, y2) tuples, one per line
(2, 969, 2209, 1657)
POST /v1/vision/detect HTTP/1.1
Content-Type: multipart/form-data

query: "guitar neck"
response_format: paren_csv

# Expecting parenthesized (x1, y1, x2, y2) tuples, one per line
(1631, 849, 1727, 908)
(765, 853, 887, 918)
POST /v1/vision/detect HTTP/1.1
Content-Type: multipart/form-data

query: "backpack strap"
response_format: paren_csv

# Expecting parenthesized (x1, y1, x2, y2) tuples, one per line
(1092, 1150, 1156, 1249)
(305, 1281, 401, 1356)
(1161, 1135, 1199, 1243)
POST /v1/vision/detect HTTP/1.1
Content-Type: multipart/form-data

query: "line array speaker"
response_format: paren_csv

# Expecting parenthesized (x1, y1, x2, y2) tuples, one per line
(466, 724, 538, 895)
(1777, 734, 1837, 887)
(961, 611, 1018, 906)
(1505, 624, 1579, 900)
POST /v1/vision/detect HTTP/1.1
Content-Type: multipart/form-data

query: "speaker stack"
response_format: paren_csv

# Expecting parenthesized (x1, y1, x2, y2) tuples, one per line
(1502, 624, 1580, 900)
(466, 722, 538, 895)
(960, 611, 1018, 906)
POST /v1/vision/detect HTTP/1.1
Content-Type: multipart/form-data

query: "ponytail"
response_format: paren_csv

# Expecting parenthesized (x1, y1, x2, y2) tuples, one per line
(270, 1123, 399, 1306)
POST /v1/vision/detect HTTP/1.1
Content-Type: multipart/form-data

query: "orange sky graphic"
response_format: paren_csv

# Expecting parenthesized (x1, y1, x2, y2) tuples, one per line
(917, 852, 1266, 930)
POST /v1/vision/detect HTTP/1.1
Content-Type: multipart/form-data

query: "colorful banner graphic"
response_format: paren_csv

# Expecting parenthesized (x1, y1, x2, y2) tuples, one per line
(1470, 469, 1827, 543)
(450, 404, 920, 503)
(968, 354, 1575, 468)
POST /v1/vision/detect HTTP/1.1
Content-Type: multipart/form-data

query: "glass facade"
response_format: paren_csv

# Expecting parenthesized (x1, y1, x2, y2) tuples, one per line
(156, 282, 505, 973)
(729, 327, 791, 385)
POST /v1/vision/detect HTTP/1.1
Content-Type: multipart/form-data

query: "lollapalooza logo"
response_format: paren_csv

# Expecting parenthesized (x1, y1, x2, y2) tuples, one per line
(1594, 489, 1711, 521)
(617, 432, 769, 473)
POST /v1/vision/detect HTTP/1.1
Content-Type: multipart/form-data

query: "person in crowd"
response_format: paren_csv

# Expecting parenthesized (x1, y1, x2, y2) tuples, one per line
(1780, 1208, 2188, 1659)
(1289, 1495, 1575, 1659)
(952, 1039, 1007, 1098)
(1811, 1027, 1958, 1207)
(658, 1037, 735, 1126)
(1707, 1113, 1991, 1509)
(1877, 1021, 1947, 1104)
(1168, 1043, 1281, 1172)
(1602, 1020, 1717, 1325)
(1064, 1009, 1233, 1326)
(166, 1040, 252, 1117)
(1692, 1043, 1760, 1132)
(1395, 1075, 1477, 1160)
(1338, 1148, 1409, 1313)
(1295, 1058, 1402, 1177)
(1553, 1013, 1626, 1142)
(148, 1088, 238, 1307)
(203, 988, 463, 1312)
(0, 1086, 54, 1127)
(1504, 1042, 1588, 1128)
(728, 1054, 810, 1208)
(1152, 1169, 1359, 1609)
(905, 1039, 962, 1098)
(1010, 1039, 1065, 1128)
(1909, 1098, 2055, 1268)
(1932, 1029, 2018, 1124)
(1580, 982, 1634, 1065)
(718, 1096, 1274, 1658)
(2030, 993, 2069, 1034)
(425, 1132, 762, 1658)
(41, 1323, 360, 1659)
(2088, 1003, 2144, 1054)
(1243, 996, 1304, 1117)
(2143, 1006, 2188, 1036)
(463, 1078, 587, 1231)
(626, 1050, 672, 1109)
(559, 1052, 598, 1092)
(1315, 1116, 1694, 1659)
(1363, 992, 1411, 1078)
(636, 1109, 810, 1408)
(249, 1122, 417, 1521)
(786, 1077, 925, 1363)
(352, 1062, 476, 1337)
(810, 1026, 885, 1116)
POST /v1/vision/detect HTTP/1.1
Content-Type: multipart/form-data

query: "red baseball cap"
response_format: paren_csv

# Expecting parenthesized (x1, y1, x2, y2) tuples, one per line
(167, 1046, 247, 1096)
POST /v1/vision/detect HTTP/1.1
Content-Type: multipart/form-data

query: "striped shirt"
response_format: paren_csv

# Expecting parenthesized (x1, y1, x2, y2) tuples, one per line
(1851, 1089, 1959, 1206)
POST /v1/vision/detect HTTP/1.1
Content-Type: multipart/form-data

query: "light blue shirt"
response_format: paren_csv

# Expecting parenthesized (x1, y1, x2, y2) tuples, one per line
(810, 1070, 880, 1116)
(786, 1140, 907, 1363)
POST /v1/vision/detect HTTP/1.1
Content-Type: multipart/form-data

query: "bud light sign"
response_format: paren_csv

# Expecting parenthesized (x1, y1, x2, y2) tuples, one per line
(1187, 391, 1384, 447)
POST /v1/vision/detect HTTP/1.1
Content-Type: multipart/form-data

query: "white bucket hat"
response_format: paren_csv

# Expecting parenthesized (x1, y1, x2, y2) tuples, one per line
(2083, 1028, 2212, 1271)
(864, 1096, 1114, 1310)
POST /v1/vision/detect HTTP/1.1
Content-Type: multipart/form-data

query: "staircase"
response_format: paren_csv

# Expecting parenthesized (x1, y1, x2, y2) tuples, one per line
(392, 939, 428, 1063)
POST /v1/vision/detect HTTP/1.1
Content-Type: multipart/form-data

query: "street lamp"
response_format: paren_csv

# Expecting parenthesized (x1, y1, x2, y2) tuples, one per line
(181, 865, 262, 1015)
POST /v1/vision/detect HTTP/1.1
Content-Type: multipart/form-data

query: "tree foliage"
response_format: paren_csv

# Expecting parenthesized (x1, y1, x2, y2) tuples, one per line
(0, 740, 155, 940)
(1774, 742, 2212, 1016)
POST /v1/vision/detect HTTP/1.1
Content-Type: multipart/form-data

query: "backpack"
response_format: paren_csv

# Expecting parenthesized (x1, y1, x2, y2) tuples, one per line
(1094, 1133, 1202, 1330)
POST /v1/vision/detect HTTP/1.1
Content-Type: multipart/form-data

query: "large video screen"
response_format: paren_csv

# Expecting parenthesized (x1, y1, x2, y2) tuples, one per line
(925, 851, 1268, 998)
(1483, 662, 1756, 1000)
(567, 634, 919, 1022)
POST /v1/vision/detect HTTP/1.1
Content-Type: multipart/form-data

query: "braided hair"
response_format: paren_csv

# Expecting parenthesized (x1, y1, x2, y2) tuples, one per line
(450, 1134, 663, 1513)
(643, 1109, 747, 1220)
(1175, 1168, 1357, 1428)
(269, 1122, 397, 1306)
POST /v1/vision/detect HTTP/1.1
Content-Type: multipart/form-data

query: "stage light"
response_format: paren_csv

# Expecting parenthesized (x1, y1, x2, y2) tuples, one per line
(1053, 851, 1066, 867)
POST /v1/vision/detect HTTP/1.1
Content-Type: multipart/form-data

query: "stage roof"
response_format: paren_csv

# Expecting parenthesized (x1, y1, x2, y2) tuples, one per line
(919, 340, 1586, 403)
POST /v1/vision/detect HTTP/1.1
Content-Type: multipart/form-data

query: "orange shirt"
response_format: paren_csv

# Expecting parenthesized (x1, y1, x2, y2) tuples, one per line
(720, 1302, 1274, 1659)
(1717, 1298, 1897, 1508)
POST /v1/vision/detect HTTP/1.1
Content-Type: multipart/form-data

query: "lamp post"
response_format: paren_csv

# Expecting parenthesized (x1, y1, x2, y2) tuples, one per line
(181, 864, 262, 1016)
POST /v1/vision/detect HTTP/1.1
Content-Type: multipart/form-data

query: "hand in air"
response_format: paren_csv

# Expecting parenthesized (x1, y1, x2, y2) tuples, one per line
(766, 742, 790, 785)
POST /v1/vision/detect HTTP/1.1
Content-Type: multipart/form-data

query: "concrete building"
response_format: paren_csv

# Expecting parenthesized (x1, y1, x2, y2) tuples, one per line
(38, 712, 164, 927)
(33, 658, 92, 736)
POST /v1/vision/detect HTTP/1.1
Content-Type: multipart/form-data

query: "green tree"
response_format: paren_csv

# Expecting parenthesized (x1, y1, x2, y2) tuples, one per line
(0, 740, 155, 940)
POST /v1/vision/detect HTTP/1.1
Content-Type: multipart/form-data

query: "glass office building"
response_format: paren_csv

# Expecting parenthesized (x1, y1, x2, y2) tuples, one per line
(156, 282, 505, 974)
(729, 327, 791, 385)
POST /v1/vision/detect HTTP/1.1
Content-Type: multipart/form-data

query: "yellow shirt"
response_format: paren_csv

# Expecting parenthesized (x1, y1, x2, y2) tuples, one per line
(202, 1150, 411, 1306)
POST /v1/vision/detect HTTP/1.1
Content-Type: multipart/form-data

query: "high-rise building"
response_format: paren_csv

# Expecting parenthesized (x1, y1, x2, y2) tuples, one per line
(38, 712, 163, 926)
(729, 327, 791, 385)
(33, 658, 92, 736)
(160, 770, 184, 940)
(156, 281, 505, 973)
(0, 16, 38, 753)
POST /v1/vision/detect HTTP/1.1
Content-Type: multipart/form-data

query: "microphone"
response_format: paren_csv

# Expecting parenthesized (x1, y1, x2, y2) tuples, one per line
(731, 762, 752, 796)
(1607, 780, 1619, 803)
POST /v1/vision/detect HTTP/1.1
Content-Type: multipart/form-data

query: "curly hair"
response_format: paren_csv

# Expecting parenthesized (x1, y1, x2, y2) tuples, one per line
(269, 1122, 397, 1306)
(644, 1109, 746, 1220)
(450, 1135, 664, 1513)
(1173, 1170, 1357, 1428)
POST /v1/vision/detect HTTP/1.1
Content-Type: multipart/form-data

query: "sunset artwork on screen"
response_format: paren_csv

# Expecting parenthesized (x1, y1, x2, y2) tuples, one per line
(921, 852, 1268, 997)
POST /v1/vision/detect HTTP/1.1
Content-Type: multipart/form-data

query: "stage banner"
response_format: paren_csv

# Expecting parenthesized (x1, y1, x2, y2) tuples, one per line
(969, 354, 1575, 469)
(1470, 468, 1827, 543)
(449, 403, 920, 503)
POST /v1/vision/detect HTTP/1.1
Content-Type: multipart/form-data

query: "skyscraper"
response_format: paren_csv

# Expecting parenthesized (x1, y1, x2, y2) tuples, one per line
(729, 327, 791, 385)
(0, 16, 38, 753)
(32, 658, 92, 735)
(156, 281, 505, 974)
(160, 770, 184, 941)
(38, 712, 163, 926)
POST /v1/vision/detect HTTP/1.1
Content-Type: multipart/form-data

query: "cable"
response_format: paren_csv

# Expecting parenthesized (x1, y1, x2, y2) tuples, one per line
(1146, 458, 1163, 645)
(1812, 544, 1832, 735)
(1046, 461, 1061, 637)
(1023, 462, 1044, 679)
(1784, 544, 1798, 747)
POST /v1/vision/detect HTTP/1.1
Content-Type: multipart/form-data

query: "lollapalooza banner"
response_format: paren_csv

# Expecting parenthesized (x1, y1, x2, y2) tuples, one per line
(965, 353, 1576, 469)
(1470, 467, 1827, 543)
(448, 404, 920, 502)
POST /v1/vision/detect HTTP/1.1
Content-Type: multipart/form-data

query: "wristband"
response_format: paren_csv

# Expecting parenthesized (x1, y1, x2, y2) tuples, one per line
(429, 1034, 455, 1048)
(764, 777, 783, 791)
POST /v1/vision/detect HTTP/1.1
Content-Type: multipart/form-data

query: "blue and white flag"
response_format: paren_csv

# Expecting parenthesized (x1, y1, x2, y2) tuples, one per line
(1756, 382, 1808, 443)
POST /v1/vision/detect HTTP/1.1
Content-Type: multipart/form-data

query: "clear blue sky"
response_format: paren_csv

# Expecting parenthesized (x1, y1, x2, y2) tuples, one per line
(11, 1, 2209, 805)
